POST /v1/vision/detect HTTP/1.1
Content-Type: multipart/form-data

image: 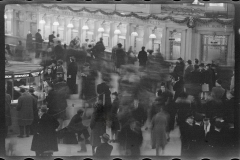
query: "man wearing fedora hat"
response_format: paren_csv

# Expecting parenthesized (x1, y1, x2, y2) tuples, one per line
(94, 133, 113, 157)
(31, 105, 59, 156)
(67, 56, 78, 94)
(35, 29, 44, 58)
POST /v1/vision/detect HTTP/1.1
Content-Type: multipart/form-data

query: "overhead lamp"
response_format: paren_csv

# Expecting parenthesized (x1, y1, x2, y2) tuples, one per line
(98, 27, 104, 32)
(53, 16, 60, 26)
(149, 27, 157, 39)
(39, 14, 46, 24)
(82, 19, 89, 30)
(131, 25, 139, 37)
(67, 17, 74, 28)
(98, 21, 105, 32)
(114, 23, 122, 35)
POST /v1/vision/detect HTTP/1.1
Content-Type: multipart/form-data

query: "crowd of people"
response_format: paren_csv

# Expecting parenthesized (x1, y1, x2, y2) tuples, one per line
(5, 28, 236, 157)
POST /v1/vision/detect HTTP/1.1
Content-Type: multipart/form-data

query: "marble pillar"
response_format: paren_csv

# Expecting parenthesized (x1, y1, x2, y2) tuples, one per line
(180, 29, 186, 60)
(125, 23, 130, 51)
(161, 26, 166, 59)
(165, 28, 170, 60)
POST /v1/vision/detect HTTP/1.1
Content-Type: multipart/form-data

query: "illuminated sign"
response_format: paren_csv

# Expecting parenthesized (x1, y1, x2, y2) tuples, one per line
(14, 74, 30, 78)
(5, 75, 12, 79)
(31, 72, 40, 77)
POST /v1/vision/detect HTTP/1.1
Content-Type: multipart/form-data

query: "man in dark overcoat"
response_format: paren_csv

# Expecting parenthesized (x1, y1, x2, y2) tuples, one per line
(54, 41, 64, 61)
(48, 31, 56, 46)
(31, 105, 59, 156)
(138, 46, 148, 67)
(67, 56, 78, 94)
(17, 88, 37, 138)
(35, 29, 44, 58)
(97, 76, 112, 120)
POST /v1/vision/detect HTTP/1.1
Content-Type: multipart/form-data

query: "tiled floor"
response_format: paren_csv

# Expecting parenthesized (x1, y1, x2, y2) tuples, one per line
(6, 94, 181, 157)
(6, 56, 181, 156)
(5, 125, 181, 156)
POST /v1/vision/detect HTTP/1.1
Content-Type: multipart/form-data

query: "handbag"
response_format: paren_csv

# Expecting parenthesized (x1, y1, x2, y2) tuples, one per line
(202, 83, 209, 92)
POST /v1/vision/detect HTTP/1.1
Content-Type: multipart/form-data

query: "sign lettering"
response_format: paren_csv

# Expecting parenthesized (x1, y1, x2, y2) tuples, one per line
(14, 74, 29, 78)
(5, 75, 12, 79)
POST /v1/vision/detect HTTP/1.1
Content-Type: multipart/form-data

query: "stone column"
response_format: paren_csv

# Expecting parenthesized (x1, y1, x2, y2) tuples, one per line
(79, 19, 85, 44)
(66, 17, 71, 45)
(165, 27, 171, 60)
(186, 28, 193, 60)
(180, 29, 186, 60)
(125, 23, 130, 51)
(94, 20, 99, 41)
(109, 22, 115, 48)
(227, 33, 234, 66)
(161, 26, 166, 59)
(143, 25, 149, 49)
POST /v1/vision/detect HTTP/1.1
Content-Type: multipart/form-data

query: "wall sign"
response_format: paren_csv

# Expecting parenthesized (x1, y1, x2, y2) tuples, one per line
(5, 75, 13, 79)
(14, 74, 30, 78)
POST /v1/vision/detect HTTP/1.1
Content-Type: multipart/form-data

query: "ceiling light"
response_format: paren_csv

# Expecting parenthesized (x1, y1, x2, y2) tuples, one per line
(114, 29, 121, 35)
(131, 31, 138, 37)
(67, 23, 74, 28)
(98, 27, 104, 32)
(53, 21, 59, 26)
(40, 19, 46, 24)
(149, 33, 156, 39)
(82, 25, 89, 30)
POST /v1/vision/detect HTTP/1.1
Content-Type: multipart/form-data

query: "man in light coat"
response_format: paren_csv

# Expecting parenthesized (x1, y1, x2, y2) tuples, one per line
(17, 88, 37, 138)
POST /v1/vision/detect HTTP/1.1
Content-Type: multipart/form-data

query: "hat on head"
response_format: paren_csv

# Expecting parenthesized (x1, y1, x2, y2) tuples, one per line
(100, 133, 110, 142)
(39, 105, 49, 113)
(20, 88, 26, 93)
(160, 82, 166, 87)
(83, 62, 90, 67)
(216, 79, 222, 85)
(38, 29, 41, 32)
(112, 92, 118, 96)
(194, 113, 203, 122)
(199, 63, 204, 67)
(211, 64, 216, 67)
(177, 57, 183, 61)
(186, 113, 194, 119)
(206, 63, 211, 67)
(29, 87, 35, 93)
(77, 109, 84, 115)
(187, 60, 192, 65)
(215, 121, 224, 129)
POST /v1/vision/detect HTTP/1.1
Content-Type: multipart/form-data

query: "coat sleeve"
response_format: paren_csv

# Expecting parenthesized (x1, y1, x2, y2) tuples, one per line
(90, 112, 96, 129)
(17, 97, 22, 111)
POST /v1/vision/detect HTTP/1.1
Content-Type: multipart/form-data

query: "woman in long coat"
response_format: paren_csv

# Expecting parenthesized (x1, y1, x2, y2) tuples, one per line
(151, 107, 170, 155)
(90, 101, 106, 155)
(31, 105, 59, 156)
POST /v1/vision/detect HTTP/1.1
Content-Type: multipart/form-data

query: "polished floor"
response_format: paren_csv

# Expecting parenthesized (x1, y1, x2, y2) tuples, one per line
(6, 54, 181, 156)
(6, 93, 181, 157)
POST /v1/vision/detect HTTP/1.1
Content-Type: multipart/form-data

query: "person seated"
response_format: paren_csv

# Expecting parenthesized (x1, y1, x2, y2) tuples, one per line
(94, 133, 113, 157)
(66, 109, 90, 152)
